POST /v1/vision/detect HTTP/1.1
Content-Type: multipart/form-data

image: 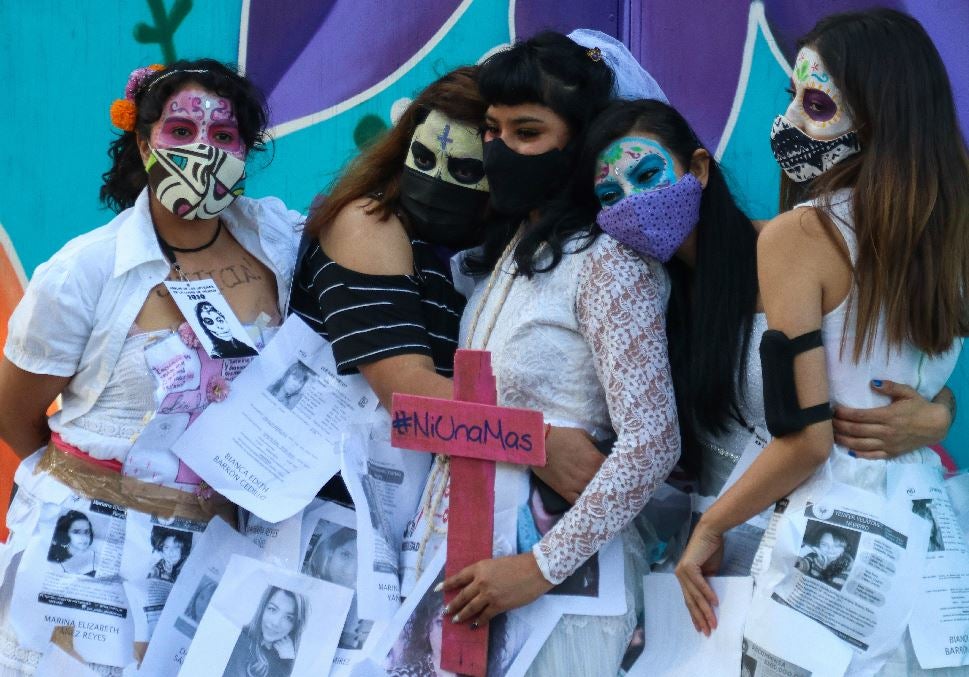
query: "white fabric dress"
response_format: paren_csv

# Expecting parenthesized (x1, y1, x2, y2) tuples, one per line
(405, 233, 680, 676)
(747, 190, 966, 676)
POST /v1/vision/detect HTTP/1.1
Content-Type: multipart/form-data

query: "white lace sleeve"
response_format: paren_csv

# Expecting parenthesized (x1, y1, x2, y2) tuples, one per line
(532, 240, 680, 584)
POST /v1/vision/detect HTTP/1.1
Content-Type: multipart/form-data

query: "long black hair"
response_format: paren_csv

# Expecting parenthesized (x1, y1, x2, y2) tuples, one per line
(100, 58, 270, 213)
(464, 31, 615, 277)
(579, 99, 759, 474)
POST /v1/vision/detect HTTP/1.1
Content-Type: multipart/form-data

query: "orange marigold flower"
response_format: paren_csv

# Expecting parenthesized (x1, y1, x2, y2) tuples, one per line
(110, 98, 137, 132)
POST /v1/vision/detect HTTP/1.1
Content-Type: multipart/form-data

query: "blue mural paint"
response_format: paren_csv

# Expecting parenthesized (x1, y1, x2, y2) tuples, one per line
(0, 0, 241, 277)
(718, 15, 789, 221)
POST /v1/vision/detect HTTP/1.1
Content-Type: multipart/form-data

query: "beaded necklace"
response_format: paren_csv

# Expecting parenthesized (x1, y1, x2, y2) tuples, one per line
(411, 226, 526, 577)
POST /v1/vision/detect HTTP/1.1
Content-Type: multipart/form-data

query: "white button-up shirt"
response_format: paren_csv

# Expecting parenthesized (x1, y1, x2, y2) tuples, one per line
(4, 188, 302, 425)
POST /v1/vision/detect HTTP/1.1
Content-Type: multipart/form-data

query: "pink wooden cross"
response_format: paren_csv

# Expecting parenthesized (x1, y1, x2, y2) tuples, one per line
(391, 349, 546, 676)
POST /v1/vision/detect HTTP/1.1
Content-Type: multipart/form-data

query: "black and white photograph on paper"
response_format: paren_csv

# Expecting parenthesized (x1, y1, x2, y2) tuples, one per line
(137, 519, 264, 676)
(176, 575, 219, 637)
(164, 279, 258, 359)
(794, 519, 859, 591)
(179, 554, 352, 677)
(911, 499, 946, 552)
(46, 509, 98, 577)
(268, 361, 314, 410)
(222, 585, 308, 677)
(10, 496, 133, 666)
(300, 503, 375, 651)
(147, 525, 193, 583)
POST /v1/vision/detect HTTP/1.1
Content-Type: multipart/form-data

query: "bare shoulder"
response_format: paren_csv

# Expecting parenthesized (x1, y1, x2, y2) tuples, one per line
(320, 198, 413, 275)
(758, 207, 831, 262)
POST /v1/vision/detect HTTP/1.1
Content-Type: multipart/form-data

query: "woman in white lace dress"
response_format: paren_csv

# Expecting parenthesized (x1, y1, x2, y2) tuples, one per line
(676, 9, 968, 675)
(412, 33, 681, 675)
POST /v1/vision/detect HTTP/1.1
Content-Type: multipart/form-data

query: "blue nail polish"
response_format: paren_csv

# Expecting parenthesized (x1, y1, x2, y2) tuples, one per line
(848, 450, 856, 458)
(871, 379, 883, 387)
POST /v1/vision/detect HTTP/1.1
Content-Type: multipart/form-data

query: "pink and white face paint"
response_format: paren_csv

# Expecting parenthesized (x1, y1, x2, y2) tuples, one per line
(150, 87, 245, 158)
(144, 86, 248, 220)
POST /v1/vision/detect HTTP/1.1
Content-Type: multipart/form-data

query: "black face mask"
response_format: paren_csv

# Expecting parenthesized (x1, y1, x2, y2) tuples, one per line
(398, 167, 489, 249)
(482, 138, 572, 215)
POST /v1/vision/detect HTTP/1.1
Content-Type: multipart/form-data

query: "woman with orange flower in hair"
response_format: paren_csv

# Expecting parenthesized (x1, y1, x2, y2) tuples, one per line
(0, 59, 300, 675)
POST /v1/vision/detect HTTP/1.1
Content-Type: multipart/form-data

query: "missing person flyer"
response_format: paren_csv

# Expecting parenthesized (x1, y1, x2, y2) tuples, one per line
(173, 315, 379, 521)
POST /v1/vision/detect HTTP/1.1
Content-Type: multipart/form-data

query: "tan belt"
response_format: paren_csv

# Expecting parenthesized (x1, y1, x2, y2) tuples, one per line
(36, 443, 235, 525)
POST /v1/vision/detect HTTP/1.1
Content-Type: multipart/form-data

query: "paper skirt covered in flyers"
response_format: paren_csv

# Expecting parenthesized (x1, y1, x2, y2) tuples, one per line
(0, 446, 217, 674)
(743, 448, 969, 676)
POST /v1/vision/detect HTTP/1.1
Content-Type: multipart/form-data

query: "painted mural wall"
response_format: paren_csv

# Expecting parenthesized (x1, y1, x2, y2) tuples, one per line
(1, 0, 967, 495)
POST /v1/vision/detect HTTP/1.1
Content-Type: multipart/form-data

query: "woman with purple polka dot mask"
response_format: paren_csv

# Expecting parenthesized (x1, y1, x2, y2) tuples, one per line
(590, 111, 709, 263)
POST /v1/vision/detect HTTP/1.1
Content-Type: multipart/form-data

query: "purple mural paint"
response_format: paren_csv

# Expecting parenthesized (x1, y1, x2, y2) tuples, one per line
(246, 0, 464, 127)
(762, 0, 904, 59)
(514, 0, 622, 40)
(632, 2, 749, 151)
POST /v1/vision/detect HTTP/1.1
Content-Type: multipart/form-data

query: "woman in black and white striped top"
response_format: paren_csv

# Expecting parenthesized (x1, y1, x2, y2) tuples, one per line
(290, 237, 464, 378)
(289, 66, 487, 405)
(288, 68, 488, 504)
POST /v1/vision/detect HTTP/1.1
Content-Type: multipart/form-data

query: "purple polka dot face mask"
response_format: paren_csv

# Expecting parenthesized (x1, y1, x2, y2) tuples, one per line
(596, 170, 702, 262)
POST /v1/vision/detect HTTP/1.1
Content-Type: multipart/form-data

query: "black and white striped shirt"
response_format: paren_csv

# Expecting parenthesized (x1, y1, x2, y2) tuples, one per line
(289, 239, 466, 376)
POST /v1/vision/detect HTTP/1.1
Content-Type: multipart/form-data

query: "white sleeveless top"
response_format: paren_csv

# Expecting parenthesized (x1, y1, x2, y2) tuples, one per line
(807, 189, 960, 416)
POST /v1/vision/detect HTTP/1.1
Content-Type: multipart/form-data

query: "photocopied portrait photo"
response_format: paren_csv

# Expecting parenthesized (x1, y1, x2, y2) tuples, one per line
(174, 575, 218, 638)
(163, 279, 259, 360)
(382, 559, 529, 677)
(302, 518, 374, 651)
(179, 554, 353, 677)
(46, 509, 98, 577)
(911, 499, 946, 552)
(147, 526, 193, 583)
(794, 520, 860, 591)
(268, 361, 314, 411)
(193, 299, 258, 359)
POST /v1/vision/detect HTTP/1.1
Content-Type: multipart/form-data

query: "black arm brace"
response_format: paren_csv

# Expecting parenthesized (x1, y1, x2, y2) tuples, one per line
(760, 329, 832, 437)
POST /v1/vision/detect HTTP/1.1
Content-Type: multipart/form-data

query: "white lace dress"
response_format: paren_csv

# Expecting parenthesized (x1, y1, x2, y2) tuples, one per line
(406, 232, 680, 675)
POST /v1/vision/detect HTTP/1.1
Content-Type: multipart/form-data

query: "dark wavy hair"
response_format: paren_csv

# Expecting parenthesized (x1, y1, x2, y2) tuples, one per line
(578, 99, 759, 474)
(100, 58, 270, 213)
(391, 573, 509, 675)
(782, 9, 969, 358)
(48, 510, 94, 562)
(150, 527, 191, 557)
(305, 66, 485, 237)
(464, 31, 616, 278)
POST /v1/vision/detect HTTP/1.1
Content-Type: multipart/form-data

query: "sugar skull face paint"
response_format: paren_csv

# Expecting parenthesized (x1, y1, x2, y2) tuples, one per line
(150, 87, 245, 158)
(771, 47, 861, 182)
(405, 109, 488, 191)
(594, 137, 678, 208)
(785, 47, 854, 140)
(398, 109, 490, 247)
